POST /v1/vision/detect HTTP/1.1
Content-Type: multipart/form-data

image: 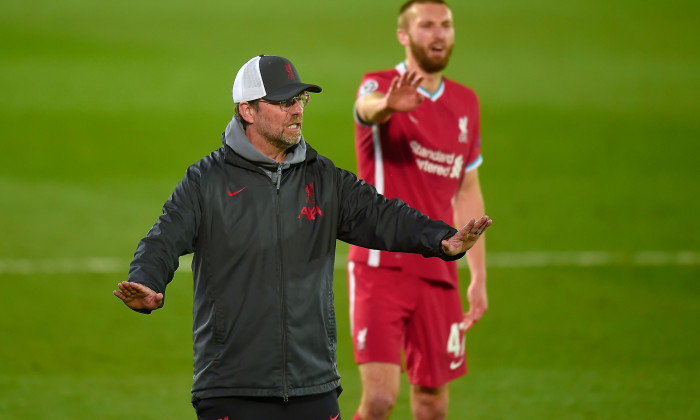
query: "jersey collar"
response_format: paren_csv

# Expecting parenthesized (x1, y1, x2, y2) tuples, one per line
(395, 62, 445, 102)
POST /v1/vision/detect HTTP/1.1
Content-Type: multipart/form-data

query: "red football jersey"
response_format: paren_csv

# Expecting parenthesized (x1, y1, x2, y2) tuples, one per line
(348, 63, 482, 286)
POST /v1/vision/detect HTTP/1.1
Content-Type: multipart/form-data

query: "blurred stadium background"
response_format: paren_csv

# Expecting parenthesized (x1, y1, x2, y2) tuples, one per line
(1, 0, 698, 418)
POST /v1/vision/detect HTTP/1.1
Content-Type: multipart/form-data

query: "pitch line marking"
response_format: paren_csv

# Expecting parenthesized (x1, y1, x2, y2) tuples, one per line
(0, 251, 698, 274)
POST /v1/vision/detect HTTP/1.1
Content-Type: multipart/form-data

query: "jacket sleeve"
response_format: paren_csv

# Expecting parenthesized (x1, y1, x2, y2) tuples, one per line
(335, 168, 464, 261)
(127, 166, 202, 313)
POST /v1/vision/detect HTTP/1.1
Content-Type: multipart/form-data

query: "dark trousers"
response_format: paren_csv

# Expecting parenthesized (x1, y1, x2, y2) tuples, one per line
(193, 390, 341, 420)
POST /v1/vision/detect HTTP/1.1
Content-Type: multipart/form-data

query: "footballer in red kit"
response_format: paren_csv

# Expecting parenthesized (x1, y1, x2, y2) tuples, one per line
(348, 62, 482, 285)
(347, 1, 489, 419)
(347, 61, 482, 385)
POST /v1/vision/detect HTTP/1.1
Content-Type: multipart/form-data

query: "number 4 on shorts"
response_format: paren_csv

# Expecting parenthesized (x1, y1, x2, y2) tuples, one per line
(447, 322, 466, 358)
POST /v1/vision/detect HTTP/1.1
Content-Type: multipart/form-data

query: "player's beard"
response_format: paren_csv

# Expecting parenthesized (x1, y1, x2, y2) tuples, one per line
(410, 38, 453, 73)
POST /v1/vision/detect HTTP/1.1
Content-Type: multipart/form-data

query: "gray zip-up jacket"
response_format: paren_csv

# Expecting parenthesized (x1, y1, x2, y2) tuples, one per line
(128, 118, 464, 402)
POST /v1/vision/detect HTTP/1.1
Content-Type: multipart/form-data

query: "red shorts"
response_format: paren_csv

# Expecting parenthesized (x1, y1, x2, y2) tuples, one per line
(347, 262, 467, 388)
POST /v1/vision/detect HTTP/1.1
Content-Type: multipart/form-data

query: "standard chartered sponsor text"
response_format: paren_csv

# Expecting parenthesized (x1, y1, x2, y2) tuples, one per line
(410, 140, 456, 164)
(411, 141, 462, 178)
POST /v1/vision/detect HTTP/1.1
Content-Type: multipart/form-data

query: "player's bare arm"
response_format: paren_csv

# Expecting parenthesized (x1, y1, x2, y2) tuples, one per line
(441, 215, 492, 256)
(453, 170, 489, 330)
(356, 70, 424, 124)
(113, 281, 163, 311)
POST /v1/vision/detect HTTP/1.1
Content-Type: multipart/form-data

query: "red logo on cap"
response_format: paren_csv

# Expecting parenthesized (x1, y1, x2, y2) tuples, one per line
(284, 64, 295, 80)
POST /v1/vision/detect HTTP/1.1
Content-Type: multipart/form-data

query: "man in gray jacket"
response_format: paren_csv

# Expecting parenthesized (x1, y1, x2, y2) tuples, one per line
(113, 54, 492, 420)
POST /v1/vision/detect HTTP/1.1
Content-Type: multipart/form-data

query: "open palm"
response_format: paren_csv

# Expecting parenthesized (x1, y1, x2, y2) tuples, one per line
(113, 281, 163, 311)
(385, 70, 425, 113)
(441, 215, 492, 256)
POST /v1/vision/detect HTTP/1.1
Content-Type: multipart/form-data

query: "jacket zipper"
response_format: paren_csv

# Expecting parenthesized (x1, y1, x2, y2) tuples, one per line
(276, 164, 282, 190)
(276, 163, 289, 402)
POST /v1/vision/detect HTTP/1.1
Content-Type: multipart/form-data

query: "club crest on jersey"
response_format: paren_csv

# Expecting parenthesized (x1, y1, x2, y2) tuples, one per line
(359, 79, 379, 97)
(458, 116, 468, 143)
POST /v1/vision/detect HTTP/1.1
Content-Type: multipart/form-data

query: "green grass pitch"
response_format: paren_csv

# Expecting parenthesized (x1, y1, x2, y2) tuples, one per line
(1, 0, 698, 418)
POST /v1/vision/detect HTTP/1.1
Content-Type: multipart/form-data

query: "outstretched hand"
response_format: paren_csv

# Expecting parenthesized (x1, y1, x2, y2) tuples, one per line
(113, 281, 163, 311)
(385, 70, 424, 113)
(441, 215, 492, 257)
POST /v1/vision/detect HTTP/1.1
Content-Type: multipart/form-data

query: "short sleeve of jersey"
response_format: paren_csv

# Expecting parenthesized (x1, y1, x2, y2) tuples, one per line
(354, 70, 400, 126)
(356, 72, 394, 99)
(462, 88, 482, 172)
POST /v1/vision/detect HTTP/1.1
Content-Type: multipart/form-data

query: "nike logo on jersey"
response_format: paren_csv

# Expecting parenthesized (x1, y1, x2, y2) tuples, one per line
(449, 358, 464, 370)
(330, 413, 340, 420)
(227, 187, 245, 197)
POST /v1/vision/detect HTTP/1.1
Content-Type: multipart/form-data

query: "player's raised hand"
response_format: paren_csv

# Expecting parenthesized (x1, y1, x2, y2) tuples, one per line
(385, 70, 424, 113)
(113, 281, 163, 311)
(441, 215, 492, 256)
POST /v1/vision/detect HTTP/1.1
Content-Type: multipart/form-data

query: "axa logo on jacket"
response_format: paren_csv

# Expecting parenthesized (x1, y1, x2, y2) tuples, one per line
(298, 182, 323, 220)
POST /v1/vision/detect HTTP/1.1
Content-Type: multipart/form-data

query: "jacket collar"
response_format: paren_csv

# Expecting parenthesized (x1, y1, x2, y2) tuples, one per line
(222, 116, 311, 170)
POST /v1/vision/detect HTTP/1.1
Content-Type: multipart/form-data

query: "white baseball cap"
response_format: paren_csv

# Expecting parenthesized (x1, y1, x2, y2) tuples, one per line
(232, 55, 322, 103)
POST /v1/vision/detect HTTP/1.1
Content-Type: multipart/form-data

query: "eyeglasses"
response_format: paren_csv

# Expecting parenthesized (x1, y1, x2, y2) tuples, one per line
(259, 92, 310, 112)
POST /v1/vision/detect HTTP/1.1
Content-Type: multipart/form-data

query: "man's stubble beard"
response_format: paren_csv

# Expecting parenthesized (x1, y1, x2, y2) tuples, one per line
(256, 115, 303, 151)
